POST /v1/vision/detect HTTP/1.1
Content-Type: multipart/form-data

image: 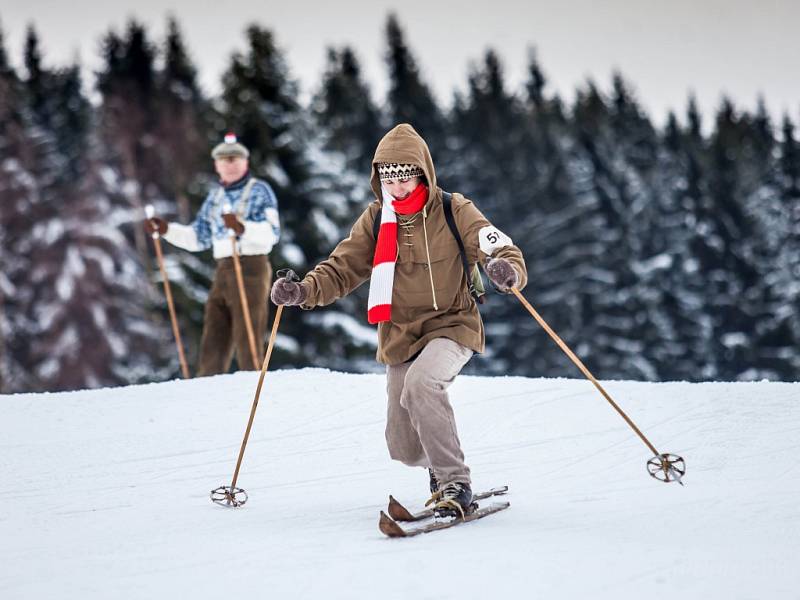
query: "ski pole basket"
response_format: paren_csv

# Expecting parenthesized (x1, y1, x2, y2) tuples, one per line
(646, 453, 686, 484)
(210, 486, 248, 507)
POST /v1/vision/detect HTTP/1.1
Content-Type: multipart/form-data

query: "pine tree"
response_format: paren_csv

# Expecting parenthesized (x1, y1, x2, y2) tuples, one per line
(653, 98, 718, 379)
(312, 46, 383, 174)
(733, 101, 794, 378)
(307, 45, 389, 371)
(220, 25, 331, 266)
(220, 24, 371, 369)
(0, 23, 36, 392)
(603, 74, 674, 379)
(449, 50, 527, 216)
(1, 25, 168, 391)
(156, 16, 209, 222)
(384, 14, 446, 158)
(552, 80, 642, 379)
(23, 26, 46, 118)
(0, 17, 9, 78)
(637, 109, 711, 380)
(773, 115, 800, 367)
(96, 20, 159, 262)
(0, 22, 7, 390)
(731, 108, 800, 379)
(697, 99, 764, 378)
(143, 16, 216, 364)
(489, 54, 600, 378)
(7, 24, 75, 390)
(446, 50, 536, 374)
(22, 145, 172, 391)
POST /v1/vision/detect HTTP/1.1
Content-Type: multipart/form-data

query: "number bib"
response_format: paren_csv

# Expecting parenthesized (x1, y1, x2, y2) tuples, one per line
(478, 226, 513, 256)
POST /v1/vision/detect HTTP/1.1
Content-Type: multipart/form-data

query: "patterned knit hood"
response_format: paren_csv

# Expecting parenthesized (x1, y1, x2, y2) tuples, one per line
(370, 123, 437, 205)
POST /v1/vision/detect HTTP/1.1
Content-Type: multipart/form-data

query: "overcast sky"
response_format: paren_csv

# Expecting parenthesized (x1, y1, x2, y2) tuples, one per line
(3, 0, 799, 128)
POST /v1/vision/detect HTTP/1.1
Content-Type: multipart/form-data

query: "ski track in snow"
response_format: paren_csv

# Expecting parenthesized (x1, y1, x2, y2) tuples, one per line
(1, 368, 799, 599)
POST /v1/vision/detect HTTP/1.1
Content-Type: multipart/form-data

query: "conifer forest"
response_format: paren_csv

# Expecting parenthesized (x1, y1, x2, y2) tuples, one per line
(1, 15, 798, 393)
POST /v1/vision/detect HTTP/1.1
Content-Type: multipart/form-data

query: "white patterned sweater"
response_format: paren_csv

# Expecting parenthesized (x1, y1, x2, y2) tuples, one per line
(163, 175, 280, 259)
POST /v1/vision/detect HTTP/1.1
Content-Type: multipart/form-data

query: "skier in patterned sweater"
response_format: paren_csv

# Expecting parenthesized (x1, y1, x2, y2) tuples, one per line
(145, 134, 280, 376)
(271, 124, 527, 518)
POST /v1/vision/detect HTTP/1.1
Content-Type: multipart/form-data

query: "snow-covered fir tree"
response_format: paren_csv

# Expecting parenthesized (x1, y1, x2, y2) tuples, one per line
(312, 46, 384, 174)
(773, 116, 800, 360)
(580, 74, 669, 380)
(496, 55, 589, 379)
(1, 26, 169, 392)
(0, 25, 36, 392)
(448, 50, 536, 375)
(730, 102, 795, 379)
(144, 17, 219, 371)
(306, 44, 388, 372)
(384, 15, 446, 157)
(697, 100, 769, 379)
(219, 24, 377, 369)
(95, 21, 162, 265)
(637, 109, 714, 380)
(536, 80, 640, 380)
(740, 111, 800, 378)
(155, 16, 209, 223)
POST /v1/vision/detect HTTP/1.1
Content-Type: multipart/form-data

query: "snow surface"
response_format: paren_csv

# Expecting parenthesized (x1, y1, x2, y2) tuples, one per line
(2, 369, 798, 599)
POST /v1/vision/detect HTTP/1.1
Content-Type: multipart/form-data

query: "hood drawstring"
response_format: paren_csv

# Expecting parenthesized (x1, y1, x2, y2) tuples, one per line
(422, 206, 439, 311)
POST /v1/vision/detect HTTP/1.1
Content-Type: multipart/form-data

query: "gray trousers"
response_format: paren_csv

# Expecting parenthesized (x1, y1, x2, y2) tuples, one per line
(385, 337, 473, 486)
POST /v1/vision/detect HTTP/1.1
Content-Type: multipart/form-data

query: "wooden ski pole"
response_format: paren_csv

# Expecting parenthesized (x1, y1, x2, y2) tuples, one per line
(510, 287, 660, 457)
(226, 224, 260, 371)
(228, 303, 284, 494)
(145, 205, 190, 379)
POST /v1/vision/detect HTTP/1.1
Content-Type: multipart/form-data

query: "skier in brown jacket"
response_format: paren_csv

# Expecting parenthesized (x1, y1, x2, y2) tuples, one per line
(271, 124, 526, 517)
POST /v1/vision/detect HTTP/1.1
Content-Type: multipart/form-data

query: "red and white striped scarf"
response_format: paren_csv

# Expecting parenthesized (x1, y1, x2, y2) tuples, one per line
(367, 183, 429, 324)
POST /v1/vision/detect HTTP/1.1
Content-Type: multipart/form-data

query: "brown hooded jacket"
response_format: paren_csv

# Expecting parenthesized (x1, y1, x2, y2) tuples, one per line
(300, 123, 527, 365)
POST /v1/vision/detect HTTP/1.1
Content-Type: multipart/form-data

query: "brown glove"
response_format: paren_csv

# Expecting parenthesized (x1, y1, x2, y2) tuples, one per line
(144, 217, 168, 236)
(271, 277, 308, 306)
(222, 213, 245, 235)
(485, 257, 519, 292)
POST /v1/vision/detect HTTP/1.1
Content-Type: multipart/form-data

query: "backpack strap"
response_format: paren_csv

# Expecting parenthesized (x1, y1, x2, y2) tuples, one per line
(441, 191, 484, 304)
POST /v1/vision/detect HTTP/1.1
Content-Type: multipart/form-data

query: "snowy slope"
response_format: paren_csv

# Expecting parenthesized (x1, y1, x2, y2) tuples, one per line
(2, 369, 798, 599)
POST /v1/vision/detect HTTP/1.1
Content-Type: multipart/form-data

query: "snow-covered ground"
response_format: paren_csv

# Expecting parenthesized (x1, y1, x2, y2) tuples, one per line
(2, 369, 798, 599)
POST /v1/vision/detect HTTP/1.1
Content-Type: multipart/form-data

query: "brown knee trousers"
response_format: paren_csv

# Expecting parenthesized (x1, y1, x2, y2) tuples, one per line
(197, 255, 272, 376)
(385, 337, 473, 487)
